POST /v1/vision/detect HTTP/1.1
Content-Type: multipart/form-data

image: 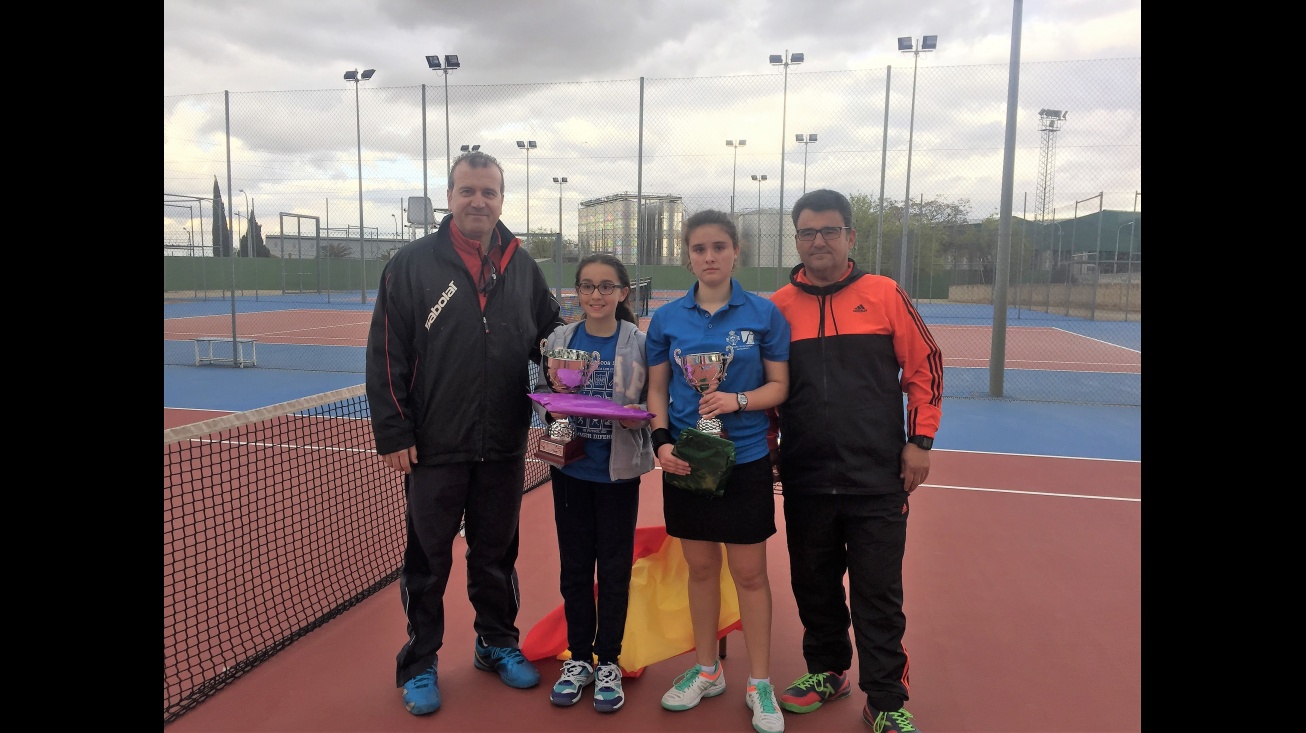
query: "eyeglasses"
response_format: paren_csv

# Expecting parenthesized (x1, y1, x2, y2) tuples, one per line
(796, 226, 850, 242)
(577, 282, 623, 295)
(479, 257, 498, 295)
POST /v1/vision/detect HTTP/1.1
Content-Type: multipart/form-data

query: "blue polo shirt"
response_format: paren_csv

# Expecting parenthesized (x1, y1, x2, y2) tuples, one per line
(646, 278, 790, 464)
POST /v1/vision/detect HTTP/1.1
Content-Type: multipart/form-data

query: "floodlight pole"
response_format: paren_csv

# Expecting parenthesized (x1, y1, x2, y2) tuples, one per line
(554, 177, 568, 300)
(345, 67, 375, 303)
(517, 140, 537, 248)
(770, 50, 803, 291)
(727, 139, 746, 215)
(752, 174, 767, 277)
(425, 54, 460, 190)
(898, 35, 935, 295)
(796, 134, 818, 194)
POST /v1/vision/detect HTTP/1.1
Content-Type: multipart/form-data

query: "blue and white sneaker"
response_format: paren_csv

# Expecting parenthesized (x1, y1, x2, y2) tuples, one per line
(550, 659, 594, 706)
(592, 662, 625, 713)
(473, 636, 541, 689)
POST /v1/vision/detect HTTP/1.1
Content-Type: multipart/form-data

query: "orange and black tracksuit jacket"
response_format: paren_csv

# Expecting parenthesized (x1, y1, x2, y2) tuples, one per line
(770, 262, 943, 495)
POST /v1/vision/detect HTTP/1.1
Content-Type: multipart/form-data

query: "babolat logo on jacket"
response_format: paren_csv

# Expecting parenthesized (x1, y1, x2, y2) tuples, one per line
(425, 280, 458, 330)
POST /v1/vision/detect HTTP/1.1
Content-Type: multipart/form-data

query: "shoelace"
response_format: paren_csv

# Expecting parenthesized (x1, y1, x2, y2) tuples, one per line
(888, 709, 916, 732)
(871, 709, 916, 733)
(487, 646, 529, 666)
(790, 672, 824, 691)
(559, 660, 591, 683)
(752, 682, 778, 713)
(673, 666, 715, 690)
(408, 668, 436, 689)
(595, 664, 621, 688)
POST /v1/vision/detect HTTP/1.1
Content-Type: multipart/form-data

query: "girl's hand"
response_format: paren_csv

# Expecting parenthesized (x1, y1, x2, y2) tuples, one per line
(656, 443, 692, 475)
(617, 404, 648, 431)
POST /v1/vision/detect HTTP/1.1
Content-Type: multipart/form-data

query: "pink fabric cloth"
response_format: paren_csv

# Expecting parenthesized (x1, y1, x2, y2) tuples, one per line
(529, 392, 654, 420)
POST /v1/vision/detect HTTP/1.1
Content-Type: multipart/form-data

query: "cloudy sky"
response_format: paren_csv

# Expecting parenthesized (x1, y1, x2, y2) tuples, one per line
(164, 0, 1140, 259)
(164, 0, 1139, 96)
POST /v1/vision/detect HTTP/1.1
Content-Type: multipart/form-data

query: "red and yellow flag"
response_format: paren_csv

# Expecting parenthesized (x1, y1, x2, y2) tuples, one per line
(521, 525, 742, 677)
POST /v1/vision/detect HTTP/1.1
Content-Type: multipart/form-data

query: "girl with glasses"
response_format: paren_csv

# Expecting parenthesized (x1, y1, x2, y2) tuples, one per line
(532, 252, 654, 713)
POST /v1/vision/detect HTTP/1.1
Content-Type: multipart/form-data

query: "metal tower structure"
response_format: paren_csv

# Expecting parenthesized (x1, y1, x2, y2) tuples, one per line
(1035, 109, 1068, 274)
(1034, 109, 1068, 224)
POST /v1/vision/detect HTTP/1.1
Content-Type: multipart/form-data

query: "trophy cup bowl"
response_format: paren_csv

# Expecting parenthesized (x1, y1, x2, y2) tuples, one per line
(535, 342, 601, 466)
(673, 347, 734, 437)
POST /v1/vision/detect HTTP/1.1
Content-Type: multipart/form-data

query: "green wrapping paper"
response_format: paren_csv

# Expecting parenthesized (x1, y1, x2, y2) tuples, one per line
(666, 427, 736, 499)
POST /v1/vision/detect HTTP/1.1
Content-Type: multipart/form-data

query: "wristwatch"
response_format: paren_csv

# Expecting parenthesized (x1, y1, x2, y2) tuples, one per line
(736, 392, 749, 412)
(907, 435, 933, 450)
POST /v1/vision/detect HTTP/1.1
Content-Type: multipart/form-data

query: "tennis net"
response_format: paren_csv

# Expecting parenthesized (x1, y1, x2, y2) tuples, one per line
(163, 384, 552, 724)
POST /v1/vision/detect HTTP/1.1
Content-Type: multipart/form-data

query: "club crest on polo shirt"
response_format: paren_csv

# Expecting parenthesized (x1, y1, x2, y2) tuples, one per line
(726, 330, 755, 352)
(425, 280, 458, 330)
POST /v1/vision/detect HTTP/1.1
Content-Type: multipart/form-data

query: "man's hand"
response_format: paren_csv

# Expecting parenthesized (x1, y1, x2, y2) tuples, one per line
(382, 445, 419, 474)
(899, 443, 930, 494)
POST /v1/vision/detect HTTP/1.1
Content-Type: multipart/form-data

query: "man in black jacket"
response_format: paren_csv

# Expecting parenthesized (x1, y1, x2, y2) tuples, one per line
(366, 150, 563, 716)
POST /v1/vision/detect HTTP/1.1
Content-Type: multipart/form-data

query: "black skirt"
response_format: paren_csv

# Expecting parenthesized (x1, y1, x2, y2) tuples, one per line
(662, 456, 776, 544)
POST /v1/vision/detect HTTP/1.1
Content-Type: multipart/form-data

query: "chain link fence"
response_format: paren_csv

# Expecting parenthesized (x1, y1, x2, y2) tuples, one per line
(164, 58, 1140, 405)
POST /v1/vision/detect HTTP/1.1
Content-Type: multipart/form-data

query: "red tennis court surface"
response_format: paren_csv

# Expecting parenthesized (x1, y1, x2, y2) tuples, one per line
(166, 449, 1141, 733)
(165, 311, 1139, 374)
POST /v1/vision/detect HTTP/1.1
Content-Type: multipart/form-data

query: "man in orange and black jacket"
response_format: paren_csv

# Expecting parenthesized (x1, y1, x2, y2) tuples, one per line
(768, 188, 943, 733)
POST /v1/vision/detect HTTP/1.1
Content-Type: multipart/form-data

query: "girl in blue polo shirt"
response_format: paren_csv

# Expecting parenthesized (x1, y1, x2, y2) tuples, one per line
(645, 210, 790, 733)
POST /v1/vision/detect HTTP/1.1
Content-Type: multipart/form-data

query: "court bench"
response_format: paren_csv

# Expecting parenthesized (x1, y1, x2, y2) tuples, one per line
(193, 336, 258, 368)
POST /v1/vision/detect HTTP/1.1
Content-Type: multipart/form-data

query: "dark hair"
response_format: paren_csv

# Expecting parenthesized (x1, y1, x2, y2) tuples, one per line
(680, 209, 740, 267)
(447, 150, 506, 193)
(574, 252, 638, 325)
(791, 188, 852, 227)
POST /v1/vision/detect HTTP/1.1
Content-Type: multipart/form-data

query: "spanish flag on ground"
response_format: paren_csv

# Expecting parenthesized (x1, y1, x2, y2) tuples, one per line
(520, 525, 742, 677)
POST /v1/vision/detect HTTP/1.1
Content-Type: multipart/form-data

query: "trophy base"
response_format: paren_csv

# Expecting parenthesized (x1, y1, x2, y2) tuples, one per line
(534, 435, 586, 467)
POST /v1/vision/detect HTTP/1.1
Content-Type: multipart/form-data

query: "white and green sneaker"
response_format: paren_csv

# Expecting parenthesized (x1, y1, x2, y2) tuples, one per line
(746, 681, 785, 733)
(660, 661, 726, 711)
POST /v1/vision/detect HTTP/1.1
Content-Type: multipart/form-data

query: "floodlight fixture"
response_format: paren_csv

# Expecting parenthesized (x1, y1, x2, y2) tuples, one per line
(920, 35, 938, 50)
(460, 144, 481, 152)
(898, 37, 913, 51)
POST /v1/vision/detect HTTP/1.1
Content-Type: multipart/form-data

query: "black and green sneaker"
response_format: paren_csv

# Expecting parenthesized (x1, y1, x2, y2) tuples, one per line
(778, 670, 851, 713)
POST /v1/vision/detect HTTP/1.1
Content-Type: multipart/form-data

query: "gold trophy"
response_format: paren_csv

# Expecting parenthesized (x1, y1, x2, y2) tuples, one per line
(534, 341, 601, 466)
(673, 347, 735, 437)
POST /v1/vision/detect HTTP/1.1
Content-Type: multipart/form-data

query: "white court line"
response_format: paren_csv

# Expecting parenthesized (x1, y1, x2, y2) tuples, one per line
(922, 483, 1139, 502)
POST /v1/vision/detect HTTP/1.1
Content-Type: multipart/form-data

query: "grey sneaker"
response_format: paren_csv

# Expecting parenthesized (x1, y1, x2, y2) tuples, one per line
(746, 681, 785, 733)
(549, 659, 594, 706)
(660, 662, 726, 711)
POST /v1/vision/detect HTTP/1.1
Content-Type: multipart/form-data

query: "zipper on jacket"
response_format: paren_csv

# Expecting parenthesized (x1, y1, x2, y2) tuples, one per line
(483, 315, 489, 334)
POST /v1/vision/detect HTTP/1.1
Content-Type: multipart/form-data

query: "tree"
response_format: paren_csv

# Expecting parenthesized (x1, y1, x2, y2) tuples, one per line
(211, 178, 233, 257)
(320, 242, 354, 259)
(240, 207, 275, 257)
